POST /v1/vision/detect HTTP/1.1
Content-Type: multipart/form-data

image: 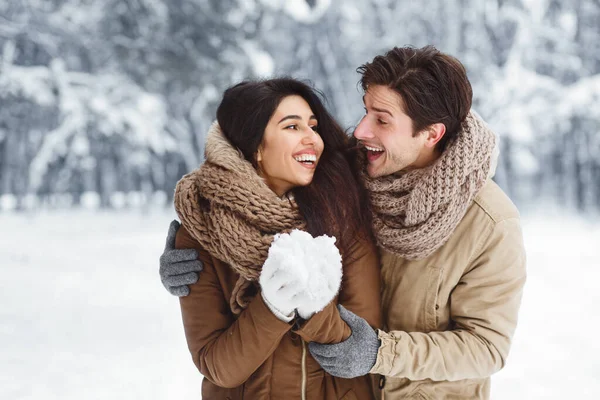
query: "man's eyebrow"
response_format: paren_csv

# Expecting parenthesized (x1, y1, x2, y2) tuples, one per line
(371, 107, 393, 117)
(362, 96, 394, 117)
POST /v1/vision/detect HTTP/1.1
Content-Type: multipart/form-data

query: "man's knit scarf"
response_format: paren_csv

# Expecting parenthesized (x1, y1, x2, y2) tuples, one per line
(362, 111, 497, 260)
(174, 122, 305, 314)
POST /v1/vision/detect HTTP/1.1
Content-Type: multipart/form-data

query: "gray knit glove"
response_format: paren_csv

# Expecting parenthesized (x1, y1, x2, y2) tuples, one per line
(159, 220, 203, 297)
(308, 305, 381, 379)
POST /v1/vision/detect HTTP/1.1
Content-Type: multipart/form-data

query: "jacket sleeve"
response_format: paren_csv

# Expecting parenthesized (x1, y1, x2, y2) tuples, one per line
(371, 217, 526, 381)
(176, 227, 293, 388)
(294, 236, 382, 343)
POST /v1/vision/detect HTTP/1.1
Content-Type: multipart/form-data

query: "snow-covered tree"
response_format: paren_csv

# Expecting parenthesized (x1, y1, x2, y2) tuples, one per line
(0, 0, 599, 212)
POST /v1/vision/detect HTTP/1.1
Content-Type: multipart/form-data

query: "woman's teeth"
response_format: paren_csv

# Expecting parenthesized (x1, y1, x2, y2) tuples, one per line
(294, 154, 317, 163)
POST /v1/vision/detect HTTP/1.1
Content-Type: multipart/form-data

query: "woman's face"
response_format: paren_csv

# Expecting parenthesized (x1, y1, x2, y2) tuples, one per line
(257, 95, 325, 197)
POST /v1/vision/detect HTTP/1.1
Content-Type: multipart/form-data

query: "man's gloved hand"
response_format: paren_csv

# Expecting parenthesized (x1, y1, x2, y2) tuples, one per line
(308, 305, 381, 378)
(159, 220, 203, 297)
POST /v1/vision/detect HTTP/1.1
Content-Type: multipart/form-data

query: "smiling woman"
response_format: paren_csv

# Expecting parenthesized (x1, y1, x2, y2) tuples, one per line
(214, 79, 372, 247)
(165, 78, 382, 399)
(256, 95, 324, 196)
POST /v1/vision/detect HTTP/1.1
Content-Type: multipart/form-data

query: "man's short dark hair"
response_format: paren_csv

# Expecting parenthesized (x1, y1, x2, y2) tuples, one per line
(357, 45, 473, 152)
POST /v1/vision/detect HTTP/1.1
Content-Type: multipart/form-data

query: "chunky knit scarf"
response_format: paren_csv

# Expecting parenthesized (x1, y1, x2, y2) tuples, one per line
(362, 111, 497, 260)
(174, 122, 305, 314)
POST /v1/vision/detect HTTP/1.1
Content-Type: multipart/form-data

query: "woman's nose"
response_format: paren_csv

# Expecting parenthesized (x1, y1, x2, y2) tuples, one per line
(301, 128, 319, 144)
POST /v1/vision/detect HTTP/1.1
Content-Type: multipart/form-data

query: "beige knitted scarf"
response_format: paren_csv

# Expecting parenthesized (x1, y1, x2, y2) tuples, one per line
(362, 111, 497, 260)
(174, 122, 305, 314)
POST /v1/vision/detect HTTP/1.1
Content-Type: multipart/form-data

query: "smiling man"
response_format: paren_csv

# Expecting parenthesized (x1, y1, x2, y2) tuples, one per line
(159, 46, 526, 400)
(307, 46, 526, 400)
(357, 84, 447, 176)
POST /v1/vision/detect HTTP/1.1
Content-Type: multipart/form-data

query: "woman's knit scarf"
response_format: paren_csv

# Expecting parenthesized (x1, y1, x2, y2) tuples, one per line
(362, 111, 497, 260)
(174, 122, 305, 314)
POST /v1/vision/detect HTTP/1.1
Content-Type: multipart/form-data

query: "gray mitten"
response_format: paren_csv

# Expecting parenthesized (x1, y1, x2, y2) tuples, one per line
(159, 220, 203, 296)
(308, 305, 381, 378)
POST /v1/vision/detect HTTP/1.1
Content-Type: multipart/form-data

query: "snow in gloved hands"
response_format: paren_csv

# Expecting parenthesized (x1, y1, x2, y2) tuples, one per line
(260, 229, 343, 318)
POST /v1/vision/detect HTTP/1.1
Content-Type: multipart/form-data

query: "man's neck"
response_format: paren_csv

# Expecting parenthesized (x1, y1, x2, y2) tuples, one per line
(405, 148, 442, 172)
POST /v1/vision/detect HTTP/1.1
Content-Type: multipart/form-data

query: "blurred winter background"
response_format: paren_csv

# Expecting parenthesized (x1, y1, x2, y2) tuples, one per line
(1, 0, 599, 399)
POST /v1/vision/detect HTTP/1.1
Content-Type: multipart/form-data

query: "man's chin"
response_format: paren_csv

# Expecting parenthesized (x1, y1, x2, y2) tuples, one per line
(366, 164, 384, 179)
(367, 161, 406, 179)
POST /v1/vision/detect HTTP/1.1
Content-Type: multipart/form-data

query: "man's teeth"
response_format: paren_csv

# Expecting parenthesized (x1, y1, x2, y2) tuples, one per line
(294, 154, 317, 162)
(365, 145, 384, 152)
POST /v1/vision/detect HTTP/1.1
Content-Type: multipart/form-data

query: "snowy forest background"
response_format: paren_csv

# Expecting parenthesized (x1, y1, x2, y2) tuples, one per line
(1, 0, 600, 212)
(2, 1, 600, 400)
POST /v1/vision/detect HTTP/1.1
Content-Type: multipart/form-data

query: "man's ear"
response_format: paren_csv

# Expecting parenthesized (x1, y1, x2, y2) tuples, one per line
(424, 123, 446, 148)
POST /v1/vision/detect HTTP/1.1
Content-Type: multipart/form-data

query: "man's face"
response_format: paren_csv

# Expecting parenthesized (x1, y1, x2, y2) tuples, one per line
(353, 85, 429, 178)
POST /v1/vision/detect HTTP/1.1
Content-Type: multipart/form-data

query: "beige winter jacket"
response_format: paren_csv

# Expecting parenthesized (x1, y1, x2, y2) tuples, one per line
(371, 180, 526, 399)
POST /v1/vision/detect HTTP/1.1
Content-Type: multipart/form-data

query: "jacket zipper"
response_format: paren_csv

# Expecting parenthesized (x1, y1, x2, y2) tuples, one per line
(301, 339, 307, 400)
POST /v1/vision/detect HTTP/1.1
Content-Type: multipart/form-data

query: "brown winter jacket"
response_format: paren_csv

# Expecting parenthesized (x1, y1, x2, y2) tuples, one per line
(176, 226, 382, 400)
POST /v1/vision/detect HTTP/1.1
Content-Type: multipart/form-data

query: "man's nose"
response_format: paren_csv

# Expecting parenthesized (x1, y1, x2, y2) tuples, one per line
(353, 118, 374, 140)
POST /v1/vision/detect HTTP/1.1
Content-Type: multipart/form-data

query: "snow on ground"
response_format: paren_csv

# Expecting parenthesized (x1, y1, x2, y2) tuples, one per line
(1, 209, 599, 399)
(0, 210, 198, 400)
(491, 211, 600, 400)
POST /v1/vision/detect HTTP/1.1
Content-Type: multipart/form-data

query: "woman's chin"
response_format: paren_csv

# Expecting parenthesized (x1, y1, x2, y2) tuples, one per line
(297, 175, 315, 187)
